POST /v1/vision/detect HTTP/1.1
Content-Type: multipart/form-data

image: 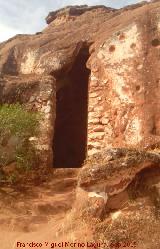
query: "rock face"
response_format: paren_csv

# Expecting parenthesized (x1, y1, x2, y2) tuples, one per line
(0, 75, 56, 167)
(74, 148, 160, 248)
(46, 5, 114, 25)
(87, 5, 160, 154)
(78, 148, 160, 191)
(0, 1, 160, 167)
(76, 148, 160, 214)
(0, 2, 160, 248)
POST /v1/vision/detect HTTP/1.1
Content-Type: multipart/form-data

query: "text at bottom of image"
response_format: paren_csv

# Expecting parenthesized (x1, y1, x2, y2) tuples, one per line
(16, 241, 138, 248)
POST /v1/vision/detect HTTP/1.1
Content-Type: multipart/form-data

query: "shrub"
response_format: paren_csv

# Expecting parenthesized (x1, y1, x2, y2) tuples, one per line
(0, 103, 39, 139)
(0, 103, 40, 179)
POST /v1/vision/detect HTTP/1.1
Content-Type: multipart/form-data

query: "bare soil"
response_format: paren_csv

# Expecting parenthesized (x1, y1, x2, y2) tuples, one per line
(0, 169, 78, 249)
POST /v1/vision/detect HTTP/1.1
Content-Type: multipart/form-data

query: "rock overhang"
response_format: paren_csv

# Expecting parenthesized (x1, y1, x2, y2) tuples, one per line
(45, 5, 115, 25)
(0, 1, 159, 77)
(0, 0, 160, 167)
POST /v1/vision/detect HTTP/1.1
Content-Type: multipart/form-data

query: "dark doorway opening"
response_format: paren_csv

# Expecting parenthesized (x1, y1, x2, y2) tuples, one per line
(53, 47, 90, 168)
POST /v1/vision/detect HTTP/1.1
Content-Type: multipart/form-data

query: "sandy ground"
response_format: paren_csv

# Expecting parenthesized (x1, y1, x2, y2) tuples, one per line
(0, 170, 78, 249)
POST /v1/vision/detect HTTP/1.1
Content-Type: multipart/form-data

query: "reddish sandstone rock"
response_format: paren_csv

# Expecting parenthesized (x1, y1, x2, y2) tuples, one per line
(77, 148, 160, 216)
(46, 5, 114, 25)
(0, 1, 160, 166)
(0, 3, 160, 247)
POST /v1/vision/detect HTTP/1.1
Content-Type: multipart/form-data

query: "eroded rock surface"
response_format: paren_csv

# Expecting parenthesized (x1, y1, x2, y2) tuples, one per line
(78, 148, 160, 191)
(0, 1, 160, 165)
(46, 5, 114, 25)
(0, 75, 56, 167)
(74, 148, 160, 248)
(76, 149, 160, 217)
(0, 2, 160, 247)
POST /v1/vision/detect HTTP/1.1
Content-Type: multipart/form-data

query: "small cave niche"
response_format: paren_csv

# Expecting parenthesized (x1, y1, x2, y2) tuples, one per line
(136, 85, 140, 91)
(127, 165, 160, 202)
(53, 47, 90, 168)
(109, 45, 116, 52)
(130, 43, 136, 49)
(151, 38, 160, 47)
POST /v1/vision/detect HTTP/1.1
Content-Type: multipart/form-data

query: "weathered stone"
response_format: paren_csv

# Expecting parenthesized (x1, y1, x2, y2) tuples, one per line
(78, 148, 160, 190)
(44, 105, 51, 114)
(100, 117, 109, 125)
(88, 141, 102, 148)
(88, 132, 105, 140)
(89, 98, 99, 106)
(0, 75, 55, 167)
(93, 126, 105, 132)
(89, 92, 99, 98)
(88, 118, 100, 124)
(75, 148, 160, 219)
(1, 2, 160, 248)
(94, 106, 104, 112)
(88, 112, 101, 119)
(29, 96, 36, 102)
(0, 0, 160, 166)
(45, 5, 114, 24)
(87, 148, 100, 156)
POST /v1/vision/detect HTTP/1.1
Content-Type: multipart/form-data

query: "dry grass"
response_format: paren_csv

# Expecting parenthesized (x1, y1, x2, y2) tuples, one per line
(94, 206, 160, 249)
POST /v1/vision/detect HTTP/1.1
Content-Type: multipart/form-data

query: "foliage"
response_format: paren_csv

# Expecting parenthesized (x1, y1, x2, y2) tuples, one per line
(0, 103, 39, 140)
(15, 141, 37, 171)
(0, 103, 40, 179)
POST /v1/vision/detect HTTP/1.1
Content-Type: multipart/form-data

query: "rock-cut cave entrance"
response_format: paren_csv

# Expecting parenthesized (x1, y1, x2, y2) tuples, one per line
(53, 47, 90, 168)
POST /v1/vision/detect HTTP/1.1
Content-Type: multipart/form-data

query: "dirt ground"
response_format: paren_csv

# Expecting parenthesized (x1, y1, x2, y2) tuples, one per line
(0, 169, 80, 249)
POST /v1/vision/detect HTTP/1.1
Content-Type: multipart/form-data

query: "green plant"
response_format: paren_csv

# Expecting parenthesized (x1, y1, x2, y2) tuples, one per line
(0, 103, 39, 139)
(15, 141, 37, 171)
(0, 103, 40, 176)
(7, 173, 17, 184)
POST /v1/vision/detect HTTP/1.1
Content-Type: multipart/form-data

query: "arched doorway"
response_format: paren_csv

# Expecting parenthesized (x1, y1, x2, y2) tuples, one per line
(53, 47, 90, 168)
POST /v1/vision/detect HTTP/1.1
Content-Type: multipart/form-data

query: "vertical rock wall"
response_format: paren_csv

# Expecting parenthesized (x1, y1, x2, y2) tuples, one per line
(0, 75, 56, 167)
(1, 2, 160, 164)
(29, 76, 56, 167)
(87, 16, 160, 155)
